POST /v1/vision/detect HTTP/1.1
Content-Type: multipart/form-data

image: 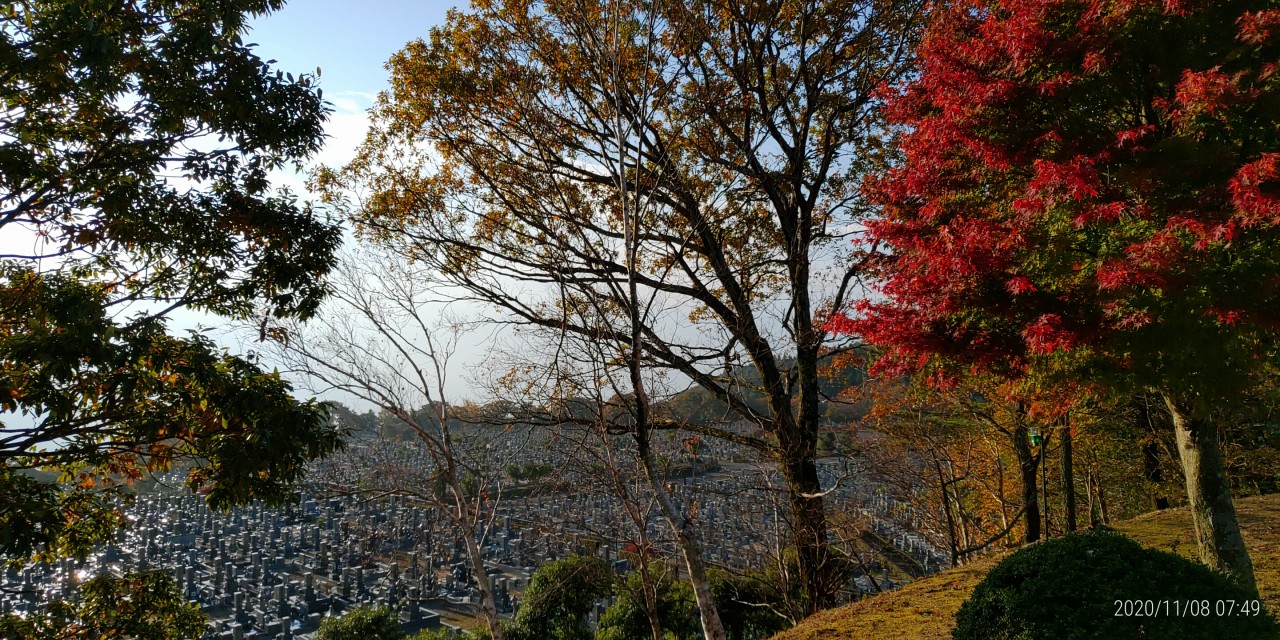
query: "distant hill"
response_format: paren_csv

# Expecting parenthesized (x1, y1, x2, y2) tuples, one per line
(320, 350, 871, 440)
(771, 494, 1280, 640)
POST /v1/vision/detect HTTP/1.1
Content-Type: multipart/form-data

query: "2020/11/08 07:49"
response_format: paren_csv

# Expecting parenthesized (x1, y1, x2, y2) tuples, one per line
(1114, 599, 1264, 617)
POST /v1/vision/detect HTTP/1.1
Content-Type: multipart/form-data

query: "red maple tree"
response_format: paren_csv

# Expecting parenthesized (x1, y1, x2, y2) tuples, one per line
(846, 0, 1280, 592)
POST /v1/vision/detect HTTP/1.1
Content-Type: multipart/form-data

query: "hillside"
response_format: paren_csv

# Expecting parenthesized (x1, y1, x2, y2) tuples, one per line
(772, 494, 1280, 640)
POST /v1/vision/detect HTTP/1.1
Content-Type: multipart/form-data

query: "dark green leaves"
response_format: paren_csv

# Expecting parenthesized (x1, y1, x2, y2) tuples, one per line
(1, 0, 344, 572)
(0, 264, 343, 563)
(1, 0, 340, 321)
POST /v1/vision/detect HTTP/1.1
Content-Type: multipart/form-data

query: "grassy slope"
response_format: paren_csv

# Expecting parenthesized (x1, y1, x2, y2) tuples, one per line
(772, 494, 1280, 640)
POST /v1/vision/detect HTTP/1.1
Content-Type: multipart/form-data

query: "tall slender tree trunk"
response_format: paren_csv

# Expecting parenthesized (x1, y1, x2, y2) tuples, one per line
(635, 559, 664, 640)
(1041, 436, 1051, 539)
(935, 459, 961, 566)
(1095, 469, 1110, 525)
(1139, 396, 1171, 510)
(462, 520, 503, 640)
(1086, 467, 1100, 527)
(644, 587, 663, 640)
(1161, 394, 1257, 594)
(992, 442, 1010, 535)
(1011, 405, 1041, 544)
(618, 94, 727, 638)
(1060, 419, 1076, 533)
(635, 441, 728, 640)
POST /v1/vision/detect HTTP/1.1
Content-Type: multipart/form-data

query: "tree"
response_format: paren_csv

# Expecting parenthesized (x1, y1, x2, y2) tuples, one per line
(1, 0, 342, 566)
(709, 569, 794, 640)
(860, 374, 1035, 560)
(596, 567, 794, 640)
(315, 605, 407, 640)
(489, 334, 703, 640)
(849, 0, 1280, 592)
(320, 0, 924, 612)
(265, 252, 514, 639)
(510, 555, 612, 640)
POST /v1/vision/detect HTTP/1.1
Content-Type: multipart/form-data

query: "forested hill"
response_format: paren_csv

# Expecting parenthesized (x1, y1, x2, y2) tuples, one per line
(324, 352, 871, 439)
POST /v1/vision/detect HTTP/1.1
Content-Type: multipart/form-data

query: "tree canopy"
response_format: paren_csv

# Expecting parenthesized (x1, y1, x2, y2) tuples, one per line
(320, 0, 923, 612)
(846, 0, 1280, 591)
(1, 0, 342, 565)
(509, 555, 613, 640)
(0, 571, 204, 640)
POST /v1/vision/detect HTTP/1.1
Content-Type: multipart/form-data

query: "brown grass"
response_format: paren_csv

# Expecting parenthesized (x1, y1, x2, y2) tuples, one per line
(771, 494, 1280, 640)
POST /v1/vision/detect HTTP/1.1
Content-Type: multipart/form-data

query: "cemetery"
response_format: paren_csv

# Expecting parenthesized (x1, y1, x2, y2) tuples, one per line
(1, 439, 946, 638)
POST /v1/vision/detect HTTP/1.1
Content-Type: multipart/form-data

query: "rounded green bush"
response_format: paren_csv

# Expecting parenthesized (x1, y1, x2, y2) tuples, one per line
(953, 529, 1278, 640)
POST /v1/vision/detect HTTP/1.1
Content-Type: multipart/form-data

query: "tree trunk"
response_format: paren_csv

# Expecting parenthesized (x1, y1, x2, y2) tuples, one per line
(645, 590, 664, 640)
(1011, 406, 1041, 544)
(1041, 435, 1051, 539)
(463, 525, 504, 640)
(638, 563, 664, 640)
(1060, 421, 1076, 533)
(1138, 396, 1171, 510)
(1096, 470, 1110, 525)
(623, 162, 727, 639)
(1161, 394, 1257, 595)
(778, 425, 835, 616)
(1086, 467, 1100, 527)
(935, 459, 960, 567)
(790, 297, 837, 614)
(638, 445, 728, 640)
(992, 441, 1010, 536)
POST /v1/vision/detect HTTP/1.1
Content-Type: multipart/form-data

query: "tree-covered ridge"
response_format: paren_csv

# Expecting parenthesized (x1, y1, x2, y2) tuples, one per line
(325, 351, 871, 443)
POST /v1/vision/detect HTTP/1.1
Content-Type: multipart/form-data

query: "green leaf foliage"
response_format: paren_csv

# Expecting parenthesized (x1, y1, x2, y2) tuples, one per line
(595, 566, 792, 640)
(510, 556, 612, 640)
(0, 266, 342, 564)
(315, 606, 407, 640)
(953, 529, 1279, 640)
(597, 571, 700, 640)
(0, 0, 343, 570)
(0, 571, 205, 639)
(2, 0, 341, 321)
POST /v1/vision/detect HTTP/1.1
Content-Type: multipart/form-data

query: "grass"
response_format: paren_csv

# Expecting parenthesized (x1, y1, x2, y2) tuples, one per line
(771, 493, 1280, 640)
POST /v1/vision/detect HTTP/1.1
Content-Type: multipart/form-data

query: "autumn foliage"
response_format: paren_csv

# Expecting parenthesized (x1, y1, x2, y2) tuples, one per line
(846, 0, 1280, 405)
(838, 0, 1280, 592)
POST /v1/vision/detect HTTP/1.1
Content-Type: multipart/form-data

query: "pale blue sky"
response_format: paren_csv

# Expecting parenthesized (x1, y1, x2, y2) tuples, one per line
(249, 1, 454, 103)
(233, 2, 486, 407)
(242, 1, 459, 189)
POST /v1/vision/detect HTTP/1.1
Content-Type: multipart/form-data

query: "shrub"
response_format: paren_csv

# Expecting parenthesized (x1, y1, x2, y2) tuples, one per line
(512, 555, 612, 640)
(953, 529, 1277, 640)
(597, 571, 701, 640)
(315, 605, 406, 640)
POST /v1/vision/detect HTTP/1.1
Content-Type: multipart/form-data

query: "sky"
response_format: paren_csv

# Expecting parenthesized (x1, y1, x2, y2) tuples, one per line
(246, 1, 456, 186)
(237, 2, 474, 407)
(0, 3, 465, 430)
